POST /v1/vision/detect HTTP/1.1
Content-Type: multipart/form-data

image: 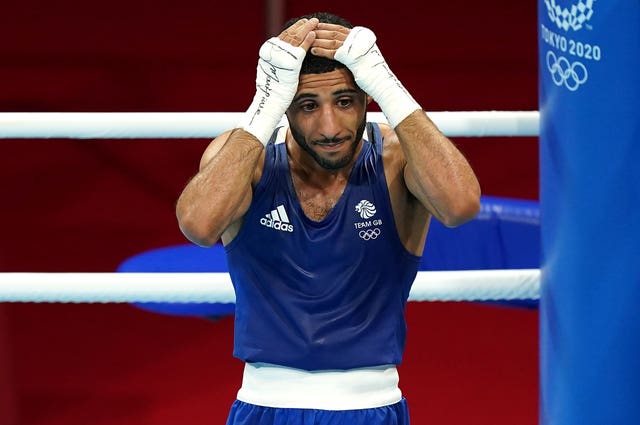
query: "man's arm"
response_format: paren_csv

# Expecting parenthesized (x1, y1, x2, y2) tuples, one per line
(176, 129, 263, 247)
(393, 112, 480, 227)
(176, 19, 319, 246)
(312, 24, 480, 226)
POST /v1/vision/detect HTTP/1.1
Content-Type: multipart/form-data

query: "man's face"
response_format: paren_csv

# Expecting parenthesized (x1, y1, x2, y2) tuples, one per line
(286, 68, 368, 170)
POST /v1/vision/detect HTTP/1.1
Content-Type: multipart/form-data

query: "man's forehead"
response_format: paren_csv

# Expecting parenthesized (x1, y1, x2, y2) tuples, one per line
(296, 68, 358, 92)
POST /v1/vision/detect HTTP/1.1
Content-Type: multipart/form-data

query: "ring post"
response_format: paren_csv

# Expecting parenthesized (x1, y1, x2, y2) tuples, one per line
(538, 1, 640, 424)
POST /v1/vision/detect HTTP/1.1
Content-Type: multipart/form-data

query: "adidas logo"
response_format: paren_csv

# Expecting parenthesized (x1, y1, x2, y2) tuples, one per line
(259, 204, 294, 233)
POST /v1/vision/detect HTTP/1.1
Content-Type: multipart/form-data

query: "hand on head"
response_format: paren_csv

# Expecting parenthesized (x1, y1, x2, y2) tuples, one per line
(277, 19, 352, 59)
(278, 18, 319, 52)
(312, 25, 422, 129)
(309, 23, 351, 59)
(238, 18, 322, 145)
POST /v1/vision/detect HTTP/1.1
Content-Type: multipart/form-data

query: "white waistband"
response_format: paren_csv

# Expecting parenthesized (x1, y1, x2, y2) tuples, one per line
(236, 362, 402, 410)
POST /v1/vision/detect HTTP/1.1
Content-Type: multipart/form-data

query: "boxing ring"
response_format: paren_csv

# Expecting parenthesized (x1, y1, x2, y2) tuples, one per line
(0, 111, 540, 305)
(2, 0, 640, 415)
(0, 110, 544, 424)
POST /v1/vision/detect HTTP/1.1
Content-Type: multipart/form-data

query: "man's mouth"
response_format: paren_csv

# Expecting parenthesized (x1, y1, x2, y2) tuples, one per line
(314, 137, 348, 147)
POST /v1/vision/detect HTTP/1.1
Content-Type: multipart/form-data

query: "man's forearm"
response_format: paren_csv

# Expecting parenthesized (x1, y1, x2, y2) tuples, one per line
(176, 130, 263, 246)
(395, 110, 481, 227)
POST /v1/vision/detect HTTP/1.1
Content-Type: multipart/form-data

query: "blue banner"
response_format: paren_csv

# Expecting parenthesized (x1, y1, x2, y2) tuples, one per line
(539, 1, 640, 424)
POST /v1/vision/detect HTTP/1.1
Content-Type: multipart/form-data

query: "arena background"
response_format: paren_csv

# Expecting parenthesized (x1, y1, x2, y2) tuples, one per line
(0, 1, 539, 424)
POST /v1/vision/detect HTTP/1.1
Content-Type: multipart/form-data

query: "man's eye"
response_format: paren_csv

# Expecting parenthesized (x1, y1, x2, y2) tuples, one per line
(338, 98, 353, 107)
(301, 103, 317, 112)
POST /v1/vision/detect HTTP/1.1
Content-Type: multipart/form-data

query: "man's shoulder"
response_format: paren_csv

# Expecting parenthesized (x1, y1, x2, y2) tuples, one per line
(372, 122, 398, 148)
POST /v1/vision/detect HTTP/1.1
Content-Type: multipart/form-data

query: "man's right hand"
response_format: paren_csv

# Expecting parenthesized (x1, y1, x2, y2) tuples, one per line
(237, 18, 318, 146)
(278, 17, 318, 51)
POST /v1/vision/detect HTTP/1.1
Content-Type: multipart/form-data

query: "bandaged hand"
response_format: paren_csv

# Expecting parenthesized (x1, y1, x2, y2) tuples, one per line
(238, 19, 317, 145)
(313, 25, 422, 128)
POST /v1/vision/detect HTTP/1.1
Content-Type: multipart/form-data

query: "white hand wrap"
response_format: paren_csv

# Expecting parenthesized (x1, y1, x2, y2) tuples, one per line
(334, 27, 422, 128)
(238, 37, 306, 145)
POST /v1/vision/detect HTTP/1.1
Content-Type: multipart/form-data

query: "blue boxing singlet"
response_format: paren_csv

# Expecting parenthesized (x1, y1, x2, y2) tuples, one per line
(224, 123, 422, 371)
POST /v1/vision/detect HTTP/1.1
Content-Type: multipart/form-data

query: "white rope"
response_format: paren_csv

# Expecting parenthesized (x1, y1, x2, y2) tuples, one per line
(0, 111, 539, 139)
(0, 269, 539, 303)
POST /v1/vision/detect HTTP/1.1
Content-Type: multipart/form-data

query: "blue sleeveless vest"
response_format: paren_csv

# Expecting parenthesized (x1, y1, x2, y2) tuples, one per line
(224, 123, 421, 371)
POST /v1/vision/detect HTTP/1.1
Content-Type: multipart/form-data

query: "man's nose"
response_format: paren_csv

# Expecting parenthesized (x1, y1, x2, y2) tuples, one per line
(318, 106, 340, 138)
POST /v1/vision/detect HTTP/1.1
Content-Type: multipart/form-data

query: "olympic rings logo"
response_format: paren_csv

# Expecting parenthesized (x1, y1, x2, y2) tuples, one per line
(359, 228, 381, 240)
(546, 51, 588, 91)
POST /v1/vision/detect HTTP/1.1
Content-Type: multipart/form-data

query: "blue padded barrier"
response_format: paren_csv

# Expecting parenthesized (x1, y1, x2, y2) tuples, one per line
(117, 243, 234, 317)
(118, 196, 540, 316)
(422, 196, 539, 272)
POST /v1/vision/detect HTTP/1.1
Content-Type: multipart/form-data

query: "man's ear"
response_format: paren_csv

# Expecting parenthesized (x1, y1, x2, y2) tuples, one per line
(366, 95, 373, 105)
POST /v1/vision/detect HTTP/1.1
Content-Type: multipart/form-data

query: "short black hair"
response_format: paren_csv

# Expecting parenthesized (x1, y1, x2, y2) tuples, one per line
(281, 12, 354, 75)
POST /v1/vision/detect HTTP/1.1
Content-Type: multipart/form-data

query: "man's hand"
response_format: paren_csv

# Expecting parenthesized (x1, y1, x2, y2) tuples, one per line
(237, 18, 319, 146)
(311, 24, 421, 129)
(279, 17, 318, 51)
(309, 22, 349, 59)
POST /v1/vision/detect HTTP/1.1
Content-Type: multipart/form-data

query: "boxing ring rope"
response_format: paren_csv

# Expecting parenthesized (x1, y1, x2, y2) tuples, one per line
(0, 111, 539, 138)
(0, 270, 540, 303)
(0, 110, 540, 303)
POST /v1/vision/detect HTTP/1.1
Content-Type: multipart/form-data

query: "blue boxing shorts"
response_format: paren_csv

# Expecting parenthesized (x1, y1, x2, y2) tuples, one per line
(225, 363, 410, 425)
(225, 398, 410, 425)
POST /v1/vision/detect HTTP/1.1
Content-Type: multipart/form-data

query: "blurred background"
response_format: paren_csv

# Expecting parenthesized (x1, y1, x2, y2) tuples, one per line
(0, 0, 539, 424)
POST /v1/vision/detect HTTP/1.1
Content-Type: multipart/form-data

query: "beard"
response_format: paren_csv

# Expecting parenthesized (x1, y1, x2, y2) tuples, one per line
(288, 114, 367, 171)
